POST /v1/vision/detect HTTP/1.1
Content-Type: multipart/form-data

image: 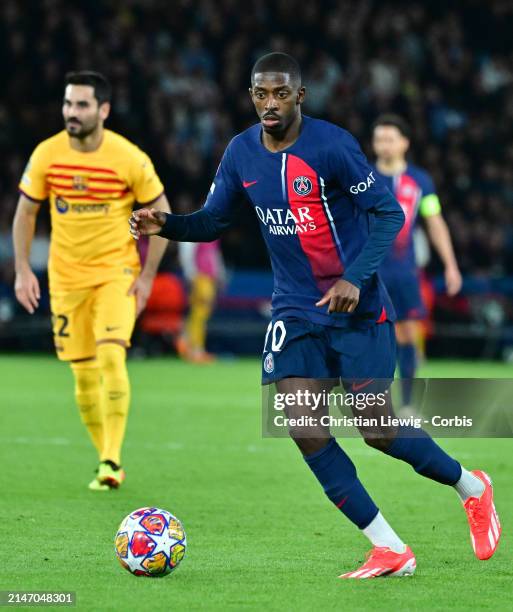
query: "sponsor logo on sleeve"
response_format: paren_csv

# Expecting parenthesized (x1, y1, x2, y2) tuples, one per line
(349, 171, 376, 194)
(21, 161, 32, 185)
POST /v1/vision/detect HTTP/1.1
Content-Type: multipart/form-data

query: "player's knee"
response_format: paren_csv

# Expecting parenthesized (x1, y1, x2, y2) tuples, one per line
(398, 323, 417, 344)
(291, 435, 329, 456)
(70, 363, 101, 424)
(96, 344, 130, 417)
(363, 435, 394, 452)
(192, 296, 213, 309)
(70, 361, 99, 393)
(96, 343, 127, 376)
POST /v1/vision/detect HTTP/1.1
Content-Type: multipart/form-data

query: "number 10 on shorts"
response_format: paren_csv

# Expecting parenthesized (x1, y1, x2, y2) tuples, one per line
(263, 320, 286, 353)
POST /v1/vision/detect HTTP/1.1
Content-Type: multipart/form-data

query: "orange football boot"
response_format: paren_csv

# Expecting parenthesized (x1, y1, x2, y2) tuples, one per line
(463, 470, 501, 560)
(339, 546, 416, 579)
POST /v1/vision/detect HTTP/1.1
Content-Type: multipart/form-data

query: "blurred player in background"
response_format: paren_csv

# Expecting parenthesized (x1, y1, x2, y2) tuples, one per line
(130, 53, 500, 577)
(177, 240, 224, 363)
(372, 115, 462, 410)
(12, 71, 170, 490)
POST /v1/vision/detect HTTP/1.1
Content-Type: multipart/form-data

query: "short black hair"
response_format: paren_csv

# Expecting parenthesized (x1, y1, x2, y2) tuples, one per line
(251, 52, 301, 86)
(372, 114, 410, 139)
(64, 71, 112, 105)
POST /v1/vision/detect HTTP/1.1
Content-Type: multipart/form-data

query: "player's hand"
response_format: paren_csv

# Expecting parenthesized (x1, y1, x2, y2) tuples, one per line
(445, 265, 462, 296)
(129, 208, 166, 239)
(14, 268, 41, 314)
(128, 273, 154, 317)
(315, 279, 360, 313)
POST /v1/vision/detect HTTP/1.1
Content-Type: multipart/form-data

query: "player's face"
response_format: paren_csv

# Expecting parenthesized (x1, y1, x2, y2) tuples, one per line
(250, 72, 305, 134)
(62, 85, 110, 139)
(372, 125, 409, 163)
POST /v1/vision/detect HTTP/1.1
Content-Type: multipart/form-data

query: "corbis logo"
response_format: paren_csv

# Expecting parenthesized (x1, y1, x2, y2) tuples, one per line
(293, 176, 312, 196)
(55, 197, 69, 214)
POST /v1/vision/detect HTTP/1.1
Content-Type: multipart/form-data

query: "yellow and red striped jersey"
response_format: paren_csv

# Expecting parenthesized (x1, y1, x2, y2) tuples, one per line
(19, 129, 164, 291)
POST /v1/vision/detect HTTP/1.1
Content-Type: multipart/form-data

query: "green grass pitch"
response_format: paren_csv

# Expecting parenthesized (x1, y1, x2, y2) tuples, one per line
(1, 355, 511, 610)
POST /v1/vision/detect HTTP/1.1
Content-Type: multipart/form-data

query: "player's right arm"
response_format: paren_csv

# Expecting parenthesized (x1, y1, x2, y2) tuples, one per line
(130, 143, 242, 241)
(12, 194, 41, 314)
(13, 145, 49, 313)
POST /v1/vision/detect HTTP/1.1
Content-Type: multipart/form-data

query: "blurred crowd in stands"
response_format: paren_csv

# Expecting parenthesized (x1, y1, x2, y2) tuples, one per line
(1, 0, 513, 289)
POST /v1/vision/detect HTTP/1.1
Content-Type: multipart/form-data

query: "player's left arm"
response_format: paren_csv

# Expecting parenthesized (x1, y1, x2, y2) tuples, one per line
(317, 133, 405, 313)
(128, 193, 171, 316)
(421, 197, 462, 296)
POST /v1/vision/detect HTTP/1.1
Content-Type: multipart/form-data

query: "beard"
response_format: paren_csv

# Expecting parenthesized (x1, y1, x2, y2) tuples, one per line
(65, 118, 99, 139)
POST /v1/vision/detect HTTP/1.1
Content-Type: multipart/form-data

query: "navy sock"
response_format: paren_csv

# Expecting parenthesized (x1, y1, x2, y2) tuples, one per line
(385, 426, 462, 485)
(397, 343, 416, 405)
(304, 438, 379, 529)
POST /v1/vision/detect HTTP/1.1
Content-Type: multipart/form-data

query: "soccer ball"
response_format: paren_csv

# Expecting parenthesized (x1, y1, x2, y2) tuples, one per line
(114, 507, 186, 577)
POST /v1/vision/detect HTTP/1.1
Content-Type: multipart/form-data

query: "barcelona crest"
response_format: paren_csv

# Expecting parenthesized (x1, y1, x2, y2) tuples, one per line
(72, 175, 88, 191)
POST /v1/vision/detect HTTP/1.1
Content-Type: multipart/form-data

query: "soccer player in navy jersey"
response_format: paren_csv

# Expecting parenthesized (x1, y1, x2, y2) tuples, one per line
(372, 115, 462, 410)
(130, 53, 500, 577)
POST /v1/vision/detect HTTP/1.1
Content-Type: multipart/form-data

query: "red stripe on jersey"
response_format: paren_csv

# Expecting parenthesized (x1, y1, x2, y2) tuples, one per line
(47, 173, 125, 184)
(48, 182, 128, 194)
(286, 154, 344, 293)
(52, 193, 108, 201)
(393, 174, 421, 252)
(48, 164, 118, 175)
(85, 187, 129, 194)
(47, 181, 76, 189)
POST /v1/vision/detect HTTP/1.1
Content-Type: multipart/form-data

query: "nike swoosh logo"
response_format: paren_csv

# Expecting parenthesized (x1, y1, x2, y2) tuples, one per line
(351, 379, 375, 392)
(243, 180, 258, 188)
(105, 326, 121, 332)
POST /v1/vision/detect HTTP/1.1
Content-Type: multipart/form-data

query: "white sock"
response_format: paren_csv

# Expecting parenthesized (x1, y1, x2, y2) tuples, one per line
(454, 468, 485, 501)
(362, 512, 406, 553)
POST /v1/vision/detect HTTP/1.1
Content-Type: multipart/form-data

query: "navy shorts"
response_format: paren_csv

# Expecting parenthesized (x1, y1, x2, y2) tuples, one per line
(381, 271, 426, 321)
(261, 317, 396, 389)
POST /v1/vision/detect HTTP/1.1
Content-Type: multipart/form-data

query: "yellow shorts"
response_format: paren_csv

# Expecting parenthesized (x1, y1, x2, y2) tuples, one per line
(50, 276, 136, 361)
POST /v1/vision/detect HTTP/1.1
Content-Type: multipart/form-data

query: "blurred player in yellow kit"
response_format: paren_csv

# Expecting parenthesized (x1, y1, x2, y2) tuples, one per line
(12, 71, 170, 490)
(177, 240, 225, 363)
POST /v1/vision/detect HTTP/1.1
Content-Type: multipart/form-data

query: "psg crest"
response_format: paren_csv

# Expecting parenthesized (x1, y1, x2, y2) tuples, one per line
(293, 176, 313, 196)
(263, 352, 274, 373)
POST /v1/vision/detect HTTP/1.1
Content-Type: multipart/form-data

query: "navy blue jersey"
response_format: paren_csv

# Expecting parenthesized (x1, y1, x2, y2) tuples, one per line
(373, 163, 440, 276)
(161, 116, 404, 328)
